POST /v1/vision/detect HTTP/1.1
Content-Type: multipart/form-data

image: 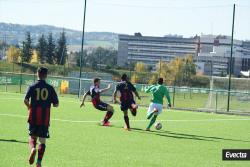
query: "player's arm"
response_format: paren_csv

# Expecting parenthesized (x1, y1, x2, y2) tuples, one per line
(134, 90, 141, 100)
(24, 99, 30, 109)
(145, 85, 154, 93)
(164, 87, 172, 108)
(113, 88, 119, 104)
(99, 84, 111, 93)
(51, 88, 59, 107)
(130, 83, 141, 100)
(24, 86, 31, 109)
(80, 91, 90, 107)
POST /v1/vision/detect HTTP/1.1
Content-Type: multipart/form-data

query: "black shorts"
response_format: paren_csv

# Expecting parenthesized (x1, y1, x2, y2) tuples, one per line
(29, 124, 50, 138)
(94, 101, 108, 111)
(121, 100, 136, 111)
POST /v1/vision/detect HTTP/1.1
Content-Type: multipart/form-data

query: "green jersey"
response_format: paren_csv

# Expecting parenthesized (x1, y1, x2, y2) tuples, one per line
(145, 84, 171, 105)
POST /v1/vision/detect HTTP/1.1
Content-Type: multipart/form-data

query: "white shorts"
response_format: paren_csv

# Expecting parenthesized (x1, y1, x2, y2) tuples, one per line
(147, 102, 163, 116)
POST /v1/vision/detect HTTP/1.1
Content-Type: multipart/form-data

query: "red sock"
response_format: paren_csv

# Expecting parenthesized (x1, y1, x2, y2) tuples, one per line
(124, 116, 130, 128)
(104, 111, 113, 123)
(37, 144, 46, 163)
(29, 137, 37, 149)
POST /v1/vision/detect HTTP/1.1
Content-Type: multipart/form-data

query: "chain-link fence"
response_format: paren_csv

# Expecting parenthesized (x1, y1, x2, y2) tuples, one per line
(1, 72, 249, 114)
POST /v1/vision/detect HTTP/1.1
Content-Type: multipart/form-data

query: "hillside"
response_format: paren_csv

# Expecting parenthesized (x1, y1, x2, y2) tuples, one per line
(0, 22, 118, 50)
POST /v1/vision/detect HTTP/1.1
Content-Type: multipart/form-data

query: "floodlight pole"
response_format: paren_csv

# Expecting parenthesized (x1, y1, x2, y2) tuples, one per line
(227, 4, 236, 112)
(78, 0, 87, 98)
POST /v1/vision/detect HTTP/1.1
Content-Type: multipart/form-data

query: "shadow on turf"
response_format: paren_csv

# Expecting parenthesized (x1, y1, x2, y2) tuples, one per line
(129, 128, 216, 142)
(129, 128, 250, 143)
(0, 139, 27, 144)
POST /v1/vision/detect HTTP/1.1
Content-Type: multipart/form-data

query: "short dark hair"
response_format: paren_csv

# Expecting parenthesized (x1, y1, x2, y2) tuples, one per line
(93, 78, 101, 84)
(158, 78, 164, 85)
(121, 73, 128, 81)
(37, 67, 48, 77)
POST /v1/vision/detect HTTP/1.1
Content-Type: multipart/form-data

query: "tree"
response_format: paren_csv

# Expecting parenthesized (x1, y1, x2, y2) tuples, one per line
(182, 55, 196, 86)
(21, 32, 33, 63)
(131, 74, 138, 83)
(47, 33, 56, 64)
(134, 62, 146, 72)
(6, 46, 21, 63)
(55, 30, 67, 65)
(36, 34, 47, 64)
(148, 74, 157, 84)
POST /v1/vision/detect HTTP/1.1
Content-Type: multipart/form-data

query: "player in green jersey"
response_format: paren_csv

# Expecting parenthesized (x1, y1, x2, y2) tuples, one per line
(144, 78, 171, 131)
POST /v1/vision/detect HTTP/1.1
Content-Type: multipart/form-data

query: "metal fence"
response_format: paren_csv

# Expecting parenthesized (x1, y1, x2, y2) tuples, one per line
(0, 72, 249, 114)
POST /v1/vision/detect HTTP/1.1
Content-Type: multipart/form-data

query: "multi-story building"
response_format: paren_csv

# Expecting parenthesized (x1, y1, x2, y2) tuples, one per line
(118, 33, 198, 67)
(118, 33, 250, 77)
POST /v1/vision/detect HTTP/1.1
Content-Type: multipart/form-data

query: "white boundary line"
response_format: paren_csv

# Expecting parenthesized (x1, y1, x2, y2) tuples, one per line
(0, 113, 250, 123)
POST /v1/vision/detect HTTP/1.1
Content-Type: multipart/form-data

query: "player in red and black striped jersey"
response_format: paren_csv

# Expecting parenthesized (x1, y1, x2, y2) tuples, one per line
(80, 78, 114, 126)
(24, 67, 59, 167)
(113, 74, 141, 130)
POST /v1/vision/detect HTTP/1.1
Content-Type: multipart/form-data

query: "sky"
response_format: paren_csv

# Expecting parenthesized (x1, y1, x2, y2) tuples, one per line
(0, 0, 250, 40)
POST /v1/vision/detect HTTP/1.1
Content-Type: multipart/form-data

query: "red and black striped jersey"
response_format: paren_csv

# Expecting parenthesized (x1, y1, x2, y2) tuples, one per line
(87, 85, 101, 106)
(24, 80, 59, 126)
(115, 81, 136, 102)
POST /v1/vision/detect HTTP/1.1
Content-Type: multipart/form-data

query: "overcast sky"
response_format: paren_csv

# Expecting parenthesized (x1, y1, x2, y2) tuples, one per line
(0, 0, 250, 40)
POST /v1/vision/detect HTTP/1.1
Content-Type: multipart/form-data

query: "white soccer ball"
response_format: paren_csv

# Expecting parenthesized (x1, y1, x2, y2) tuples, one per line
(154, 122, 162, 130)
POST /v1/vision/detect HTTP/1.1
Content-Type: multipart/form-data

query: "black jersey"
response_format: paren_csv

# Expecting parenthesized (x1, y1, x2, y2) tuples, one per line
(116, 81, 136, 102)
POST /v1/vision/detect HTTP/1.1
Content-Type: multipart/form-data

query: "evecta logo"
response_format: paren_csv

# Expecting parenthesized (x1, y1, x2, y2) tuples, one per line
(222, 149, 250, 161)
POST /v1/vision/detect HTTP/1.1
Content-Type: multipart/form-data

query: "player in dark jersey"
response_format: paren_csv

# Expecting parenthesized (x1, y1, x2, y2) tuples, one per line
(80, 78, 114, 126)
(24, 67, 59, 167)
(113, 74, 141, 130)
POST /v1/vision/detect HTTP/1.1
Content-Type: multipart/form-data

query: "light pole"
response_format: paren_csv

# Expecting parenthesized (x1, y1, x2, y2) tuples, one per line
(227, 4, 236, 112)
(78, 0, 87, 98)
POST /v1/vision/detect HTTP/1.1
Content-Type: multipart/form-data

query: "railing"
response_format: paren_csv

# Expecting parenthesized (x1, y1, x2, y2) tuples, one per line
(0, 71, 249, 114)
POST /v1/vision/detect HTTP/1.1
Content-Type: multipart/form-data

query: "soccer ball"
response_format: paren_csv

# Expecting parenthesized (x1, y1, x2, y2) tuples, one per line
(154, 122, 162, 130)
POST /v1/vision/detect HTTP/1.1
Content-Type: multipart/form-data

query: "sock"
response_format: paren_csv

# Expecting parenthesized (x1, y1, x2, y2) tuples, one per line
(37, 144, 46, 164)
(147, 112, 154, 119)
(130, 108, 137, 116)
(29, 137, 37, 149)
(103, 111, 113, 123)
(147, 115, 157, 129)
(124, 116, 130, 129)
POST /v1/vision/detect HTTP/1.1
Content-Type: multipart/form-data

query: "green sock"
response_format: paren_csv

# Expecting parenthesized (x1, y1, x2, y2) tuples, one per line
(147, 115, 157, 129)
(147, 112, 154, 119)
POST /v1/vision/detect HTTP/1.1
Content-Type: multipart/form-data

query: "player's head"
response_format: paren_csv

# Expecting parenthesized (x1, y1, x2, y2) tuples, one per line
(121, 73, 128, 81)
(158, 78, 164, 85)
(93, 78, 101, 86)
(37, 67, 48, 80)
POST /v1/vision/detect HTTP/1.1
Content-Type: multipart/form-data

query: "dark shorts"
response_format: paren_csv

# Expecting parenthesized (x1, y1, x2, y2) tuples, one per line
(94, 101, 108, 111)
(29, 124, 50, 138)
(121, 100, 136, 111)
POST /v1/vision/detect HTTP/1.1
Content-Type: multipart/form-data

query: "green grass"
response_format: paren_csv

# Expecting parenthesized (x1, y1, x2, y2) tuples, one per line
(0, 92, 250, 167)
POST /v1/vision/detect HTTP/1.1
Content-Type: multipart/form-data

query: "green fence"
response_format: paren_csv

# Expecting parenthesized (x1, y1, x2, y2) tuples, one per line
(0, 72, 249, 113)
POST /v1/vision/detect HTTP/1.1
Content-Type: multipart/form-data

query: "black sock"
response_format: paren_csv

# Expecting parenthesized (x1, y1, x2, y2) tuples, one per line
(104, 111, 113, 123)
(124, 116, 130, 128)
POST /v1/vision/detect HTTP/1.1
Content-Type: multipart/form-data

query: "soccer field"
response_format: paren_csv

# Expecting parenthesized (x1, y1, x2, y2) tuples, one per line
(0, 92, 250, 167)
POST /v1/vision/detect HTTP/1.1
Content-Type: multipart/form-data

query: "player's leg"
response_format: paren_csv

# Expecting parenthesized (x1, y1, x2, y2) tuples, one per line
(123, 110, 130, 130)
(130, 101, 138, 116)
(36, 137, 46, 167)
(102, 104, 114, 126)
(146, 103, 154, 119)
(28, 135, 37, 165)
(146, 103, 162, 131)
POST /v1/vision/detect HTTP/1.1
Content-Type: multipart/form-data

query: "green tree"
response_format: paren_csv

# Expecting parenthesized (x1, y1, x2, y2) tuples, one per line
(36, 34, 47, 64)
(55, 30, 67, 65)
(47, 33, 56, 64)
(21, 32, 32, 63)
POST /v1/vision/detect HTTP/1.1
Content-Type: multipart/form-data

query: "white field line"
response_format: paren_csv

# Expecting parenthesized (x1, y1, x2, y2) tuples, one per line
(0, 113, 250, 123)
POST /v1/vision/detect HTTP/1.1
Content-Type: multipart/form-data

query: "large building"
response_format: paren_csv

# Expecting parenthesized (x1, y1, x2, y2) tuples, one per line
(117, 33, 250, 76)
(118, 33, 198, 67)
